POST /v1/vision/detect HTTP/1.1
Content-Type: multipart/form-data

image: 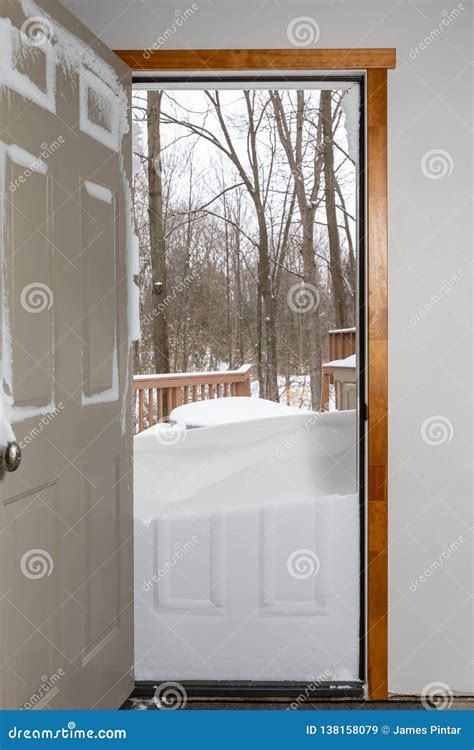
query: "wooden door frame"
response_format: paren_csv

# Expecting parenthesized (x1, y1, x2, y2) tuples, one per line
(115, 48, 393, 701)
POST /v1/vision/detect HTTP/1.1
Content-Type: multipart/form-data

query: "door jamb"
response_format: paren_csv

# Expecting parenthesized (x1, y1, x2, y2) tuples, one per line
(115, 48, 393, 702)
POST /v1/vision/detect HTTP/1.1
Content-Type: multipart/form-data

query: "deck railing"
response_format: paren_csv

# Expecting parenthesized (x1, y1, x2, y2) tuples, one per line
(326, 327, 356, 361)
(320, 328, 356, 411)
(134, 364, 252, 433)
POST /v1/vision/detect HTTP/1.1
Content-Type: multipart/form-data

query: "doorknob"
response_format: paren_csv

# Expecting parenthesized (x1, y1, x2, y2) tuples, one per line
(1, 441, 21, 472)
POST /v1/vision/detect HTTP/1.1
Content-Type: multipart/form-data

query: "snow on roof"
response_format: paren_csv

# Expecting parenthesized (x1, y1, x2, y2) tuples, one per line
(325, 354, 356, 369)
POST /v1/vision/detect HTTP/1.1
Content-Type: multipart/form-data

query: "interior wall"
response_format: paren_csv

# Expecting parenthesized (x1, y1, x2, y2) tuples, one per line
(62, 0, 473, 695)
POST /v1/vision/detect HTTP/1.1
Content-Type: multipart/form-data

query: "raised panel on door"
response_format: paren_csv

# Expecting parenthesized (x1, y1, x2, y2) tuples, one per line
(80, 457, 121, 667)
(152, 514, 224, 614)
(1, 144, 55, 416)
(0, 481, 60, 709)
(80, 180, 117, 401)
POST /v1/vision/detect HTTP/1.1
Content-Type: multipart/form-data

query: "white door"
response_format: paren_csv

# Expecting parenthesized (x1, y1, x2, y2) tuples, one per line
(0, 0, 134, 709)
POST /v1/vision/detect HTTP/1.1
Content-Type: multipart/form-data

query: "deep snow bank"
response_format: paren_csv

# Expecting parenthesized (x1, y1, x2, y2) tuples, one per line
(134, 408, 360, 681)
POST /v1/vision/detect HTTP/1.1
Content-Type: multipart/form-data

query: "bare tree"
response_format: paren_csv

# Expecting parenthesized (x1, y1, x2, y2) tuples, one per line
(133, 88, 356, 409)
(335, 174, 356, 321)
(147, 91, 170, 373)
(162, 90, 280, 400)
(270, 90, 324, 409)
(321, 90, 347, 329)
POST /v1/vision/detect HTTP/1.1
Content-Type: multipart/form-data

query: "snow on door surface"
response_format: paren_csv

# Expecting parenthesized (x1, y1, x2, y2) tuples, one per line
(134, 408, 359, 682)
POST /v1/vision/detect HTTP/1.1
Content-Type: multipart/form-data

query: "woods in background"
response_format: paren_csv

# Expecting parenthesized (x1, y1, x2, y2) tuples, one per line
(132, 88, 357, 410)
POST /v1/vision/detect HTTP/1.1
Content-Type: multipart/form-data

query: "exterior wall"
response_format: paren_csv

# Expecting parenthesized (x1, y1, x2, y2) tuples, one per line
(63, 0, 473, 695)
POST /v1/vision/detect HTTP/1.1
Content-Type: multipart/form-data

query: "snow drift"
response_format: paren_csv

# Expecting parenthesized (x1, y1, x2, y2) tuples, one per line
(134, 404, 360, 682)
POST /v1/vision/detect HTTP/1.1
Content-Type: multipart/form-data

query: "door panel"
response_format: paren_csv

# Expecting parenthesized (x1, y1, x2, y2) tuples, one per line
(81, 181, 117, 400)
(1, 481, 60, 709)
(0, 0, 133, 709)
(4, 147, 54, 411)
(81, 458, 121, 665)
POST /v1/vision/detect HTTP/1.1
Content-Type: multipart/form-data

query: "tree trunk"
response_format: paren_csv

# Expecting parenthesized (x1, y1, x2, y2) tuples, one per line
(335, 176, 356, 325)
(233, 227, 244, 365)
(181, 178, 194, 373)
(147, 90, 170, 374)
(224, 199, 233, 369)
(257, 210, 279, 401)
(321, 90, 347, 329)
(256, 283, 264, 397)
(133, 340, 140, 374)
(301, 215, 322, 410)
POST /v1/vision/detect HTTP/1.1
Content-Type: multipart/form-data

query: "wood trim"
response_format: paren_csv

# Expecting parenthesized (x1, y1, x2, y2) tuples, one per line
(114, 48, 396, 72)
(366, 68, 389, 701)
(123, 49, 391, 701)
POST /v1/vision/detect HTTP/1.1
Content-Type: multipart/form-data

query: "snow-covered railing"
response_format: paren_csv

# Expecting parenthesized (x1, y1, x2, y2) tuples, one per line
(133, 365, 252, 433)
(320, 328, 356, 411)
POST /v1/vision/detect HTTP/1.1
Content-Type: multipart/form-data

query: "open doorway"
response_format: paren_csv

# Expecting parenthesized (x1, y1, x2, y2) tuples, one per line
(131, 79, 364, 697)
